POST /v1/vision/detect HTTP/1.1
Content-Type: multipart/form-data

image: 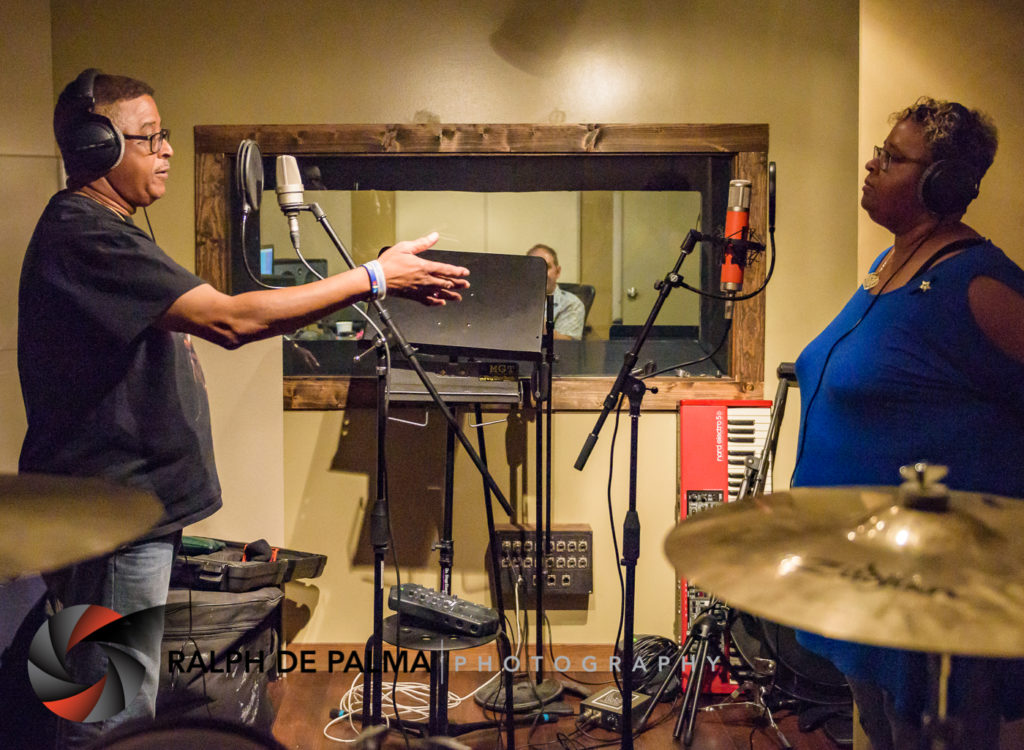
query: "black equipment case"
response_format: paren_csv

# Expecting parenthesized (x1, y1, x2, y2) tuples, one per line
(157, 538, 327, 729)
(171, 538, 327, 592)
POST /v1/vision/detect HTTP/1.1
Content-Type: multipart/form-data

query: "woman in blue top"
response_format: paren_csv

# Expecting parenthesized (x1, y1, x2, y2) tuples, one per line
(792, 98, 1024, 749)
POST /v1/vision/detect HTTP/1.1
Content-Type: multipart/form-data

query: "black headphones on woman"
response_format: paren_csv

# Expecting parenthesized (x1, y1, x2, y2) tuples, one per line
(53, 68, 124, 180)
(918, 158, 980, 216)
(916, 103, 982, 216)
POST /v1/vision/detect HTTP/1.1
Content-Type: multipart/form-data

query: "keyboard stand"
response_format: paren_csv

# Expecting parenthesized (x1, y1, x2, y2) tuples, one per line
(359, 364, 522, 744)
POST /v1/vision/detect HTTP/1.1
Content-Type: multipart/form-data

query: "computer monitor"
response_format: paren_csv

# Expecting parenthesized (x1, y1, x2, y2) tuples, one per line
(259, 245, 274, 275)
(269, 258, 329, 285)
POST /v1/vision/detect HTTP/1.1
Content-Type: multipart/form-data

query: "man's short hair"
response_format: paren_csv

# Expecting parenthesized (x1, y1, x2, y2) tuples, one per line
(528, 243, 559, 266)
(89, 74, 154, 130)
(892, 97, 998, 182)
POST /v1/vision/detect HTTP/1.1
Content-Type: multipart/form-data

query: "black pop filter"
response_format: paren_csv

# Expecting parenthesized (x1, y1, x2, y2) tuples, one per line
(236, 139, 264, 215)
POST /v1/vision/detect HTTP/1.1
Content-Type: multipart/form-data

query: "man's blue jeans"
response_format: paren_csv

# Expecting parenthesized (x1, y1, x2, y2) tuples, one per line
(43, 532, 179, 749)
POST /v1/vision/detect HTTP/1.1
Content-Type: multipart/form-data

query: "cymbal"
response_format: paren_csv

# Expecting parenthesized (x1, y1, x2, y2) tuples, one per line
(0, 473, 163, 582)
(664, 482, 1024, 657)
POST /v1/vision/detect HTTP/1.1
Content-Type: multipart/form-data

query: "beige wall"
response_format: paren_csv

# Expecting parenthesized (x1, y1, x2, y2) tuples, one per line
(18, 0, 1024, 648)
(859, 0, 1024, 273)
(2, 0, 1015, 651)
(43, 0, 860, 644)
(0, 0, 59, 472)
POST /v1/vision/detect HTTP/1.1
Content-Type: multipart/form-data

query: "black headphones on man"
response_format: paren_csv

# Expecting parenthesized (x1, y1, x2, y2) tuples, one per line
(53, 68, 124, 181)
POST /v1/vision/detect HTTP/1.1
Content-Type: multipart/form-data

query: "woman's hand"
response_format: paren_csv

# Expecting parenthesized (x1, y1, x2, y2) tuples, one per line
(378, 232, 470, 305)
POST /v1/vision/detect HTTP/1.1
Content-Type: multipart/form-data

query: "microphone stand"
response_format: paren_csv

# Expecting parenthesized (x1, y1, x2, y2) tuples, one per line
(295, 202, 516, 747)
(531, 296, 560, 703)
(360, 333, 389, 727)
(574, 229, 712, 472)
(574, 228, 709, 749)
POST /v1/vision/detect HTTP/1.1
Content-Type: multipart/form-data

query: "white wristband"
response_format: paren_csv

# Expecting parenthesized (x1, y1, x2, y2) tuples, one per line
(362, 259, 387, 300)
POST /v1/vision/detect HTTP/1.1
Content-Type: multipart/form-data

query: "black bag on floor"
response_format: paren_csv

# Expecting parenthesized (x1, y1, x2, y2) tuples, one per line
(157, 586, 282, 732)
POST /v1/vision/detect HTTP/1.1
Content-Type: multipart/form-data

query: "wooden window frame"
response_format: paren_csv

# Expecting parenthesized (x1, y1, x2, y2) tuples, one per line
(194, 123, 768, 410)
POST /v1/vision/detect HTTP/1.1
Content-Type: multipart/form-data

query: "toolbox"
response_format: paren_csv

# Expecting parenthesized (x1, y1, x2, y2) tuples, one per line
(172, 537, 327, 592)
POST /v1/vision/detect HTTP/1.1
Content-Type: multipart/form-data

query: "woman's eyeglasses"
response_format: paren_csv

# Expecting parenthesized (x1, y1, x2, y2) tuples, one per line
(873, 145, 927, 172)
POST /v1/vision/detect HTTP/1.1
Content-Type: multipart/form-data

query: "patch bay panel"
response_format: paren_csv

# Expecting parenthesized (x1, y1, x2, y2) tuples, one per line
(488, 523, 593, 610)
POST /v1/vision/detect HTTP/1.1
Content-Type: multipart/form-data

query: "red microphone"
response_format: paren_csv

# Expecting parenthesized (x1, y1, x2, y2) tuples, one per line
(721, 179, 752, 292)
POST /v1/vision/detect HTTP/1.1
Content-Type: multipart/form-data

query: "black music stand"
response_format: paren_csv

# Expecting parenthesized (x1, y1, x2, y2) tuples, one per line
(366, 250, 549, 743)
(380, 249, 547, 362)
(240, 143, 546, 744)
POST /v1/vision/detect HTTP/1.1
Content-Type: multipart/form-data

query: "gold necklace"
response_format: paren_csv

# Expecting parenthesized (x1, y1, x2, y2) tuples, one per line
(862, 249, 893, 290)
(75, 188, 129, 222)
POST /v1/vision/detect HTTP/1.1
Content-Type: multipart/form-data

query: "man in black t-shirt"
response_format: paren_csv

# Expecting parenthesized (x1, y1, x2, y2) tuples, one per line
(19, 69, 470, 748)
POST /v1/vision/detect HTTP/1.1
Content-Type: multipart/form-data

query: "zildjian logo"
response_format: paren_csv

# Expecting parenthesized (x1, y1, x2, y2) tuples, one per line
(797, 557, 958, 599)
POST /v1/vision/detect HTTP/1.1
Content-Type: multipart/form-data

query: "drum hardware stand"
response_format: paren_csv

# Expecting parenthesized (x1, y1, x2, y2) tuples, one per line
(925, 652, 960, 750)
(629, 601, 791, 748)
(282, 201, 517, 747)
(907, 469, 965, 750)
(667, 363, 797, 746)
(700, 655, 793, 748)
(667, 597, 732, 745)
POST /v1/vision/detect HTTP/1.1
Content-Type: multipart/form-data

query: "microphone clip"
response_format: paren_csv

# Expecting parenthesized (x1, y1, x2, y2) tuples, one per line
(719, 235, 765, 256)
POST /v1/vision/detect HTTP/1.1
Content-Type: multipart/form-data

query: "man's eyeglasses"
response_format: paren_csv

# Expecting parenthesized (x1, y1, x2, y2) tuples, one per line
(123, 129, 170, 154)
(873, 145, 927, 172)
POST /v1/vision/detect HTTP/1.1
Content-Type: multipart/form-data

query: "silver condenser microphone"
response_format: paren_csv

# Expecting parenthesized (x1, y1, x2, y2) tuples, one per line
(275, 154, 305, 251)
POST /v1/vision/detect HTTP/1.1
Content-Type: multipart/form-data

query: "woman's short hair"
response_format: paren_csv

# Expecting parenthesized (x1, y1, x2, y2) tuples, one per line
(892, 97, 998, 181)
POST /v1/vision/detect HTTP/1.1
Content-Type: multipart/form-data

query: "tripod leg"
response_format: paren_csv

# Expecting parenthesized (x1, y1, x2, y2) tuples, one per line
(674, 637, 710, 745)
(684, 638, 712, 746)
(667, 635, 696, 737)
(636, 647, 688, 732)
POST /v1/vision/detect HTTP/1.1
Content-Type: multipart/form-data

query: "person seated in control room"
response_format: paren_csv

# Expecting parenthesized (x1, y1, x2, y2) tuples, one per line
(526, 243, 585, 340)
